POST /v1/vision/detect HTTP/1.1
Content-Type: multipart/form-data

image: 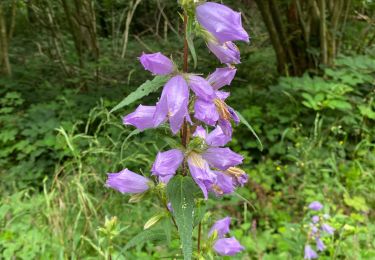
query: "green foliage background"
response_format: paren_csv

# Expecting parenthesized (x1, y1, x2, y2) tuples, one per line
(0, 0, 374, 259)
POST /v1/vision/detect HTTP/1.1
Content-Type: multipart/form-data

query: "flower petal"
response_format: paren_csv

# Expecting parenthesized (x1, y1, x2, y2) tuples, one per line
(206, 125, 231, 147)
(213, 237, 245, 256)
(188, 75, 215, 101)
(139, 52, 174, 75)
(123, 105, 156, 131)
(208, 216, 231, 238)
(106, 169, 150, 194)
(207, 67, 237, 90)
(203, 147, 243, 170)
(194, 99, 220, 126)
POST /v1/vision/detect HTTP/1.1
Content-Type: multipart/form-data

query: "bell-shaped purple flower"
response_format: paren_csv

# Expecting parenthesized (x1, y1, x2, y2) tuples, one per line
(151, 149, 184, 183)
(207, 67, 237, 90)
(309, 201, 323, 211)
(211, 171, 235, 195)
(106, 169, 150, 194)
(196, 2, 249, 44)
(139, 52, 174, 75)
(208, 217, 231, 238)
(187, 152, 216, 199)
(321, 223, 335, 235)
(304, 245, 318, 259)
(123, 105, 156, 131)
(202, 147, 243, 170)
(213, 237, 245, 256)
(188, 75, 215, 101)
(207, 40, 240, 64)
(316, 238, 325, 251)
(153, 75, 189, 134)
(194, 99, 219, 126)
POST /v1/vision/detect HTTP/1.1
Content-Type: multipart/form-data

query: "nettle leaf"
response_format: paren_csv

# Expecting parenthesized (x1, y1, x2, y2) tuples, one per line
(167, 176, 196, 260)
(236, 110, 263, 151)
(110, 75, 169, 113)
(124, 229, 166, 251)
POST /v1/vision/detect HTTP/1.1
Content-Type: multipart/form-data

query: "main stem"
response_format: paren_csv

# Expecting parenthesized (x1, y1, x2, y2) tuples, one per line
(181, 11, 190, 175)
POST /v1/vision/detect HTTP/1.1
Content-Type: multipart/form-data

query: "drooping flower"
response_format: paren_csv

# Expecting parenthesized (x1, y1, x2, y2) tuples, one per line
(213, 237, 245, 256)
(316, 238, 325, 251)
(196, 2, 249, 44)
(208, 217, 231, 238)
(207, 67, 237, 90)
(153, 75, 190, 134)
(304, 245, 318, 259)
(308, 201, 323, 211)
(207, 40, 241, 64)
(194, 90, 240, 135)
(321, 223, 335, 235)
(123, 105, 156, 131)
(139, 52, 174, 75)
(151, 149, 184, 183)
(106, 169, 150, 194)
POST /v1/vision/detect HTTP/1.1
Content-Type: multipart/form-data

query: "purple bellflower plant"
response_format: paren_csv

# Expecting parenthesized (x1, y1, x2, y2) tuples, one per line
(303, 201, 336, 259)
(107, 1, 252, 258)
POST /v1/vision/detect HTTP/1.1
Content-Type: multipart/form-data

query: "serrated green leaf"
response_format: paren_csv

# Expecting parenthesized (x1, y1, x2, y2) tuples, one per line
(236, 110, 263, 151)
(124, 229, 166, 251)
(110, 76, 168, 113)
(167, 176, 195, 260)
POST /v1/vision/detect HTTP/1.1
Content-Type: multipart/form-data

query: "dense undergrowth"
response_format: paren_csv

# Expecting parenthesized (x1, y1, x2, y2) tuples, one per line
(1, 19, 375, 260)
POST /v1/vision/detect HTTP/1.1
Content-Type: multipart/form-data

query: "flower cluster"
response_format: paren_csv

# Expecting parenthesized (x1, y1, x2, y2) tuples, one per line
(208, 217, 244, 256)
(304, 201, 335, 259)
(106, 1, 249, 258)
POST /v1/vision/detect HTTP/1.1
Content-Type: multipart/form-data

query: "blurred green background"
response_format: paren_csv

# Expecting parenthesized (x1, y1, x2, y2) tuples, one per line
(0, 0, 374, 259)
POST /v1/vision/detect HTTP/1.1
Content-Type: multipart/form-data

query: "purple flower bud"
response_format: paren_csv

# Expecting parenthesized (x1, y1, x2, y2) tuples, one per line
(202, 147, 243, 170)
(308, 201, 323, 211)
(321, 223, 335, 235)
(106, 169, 150, 194)
(123, 105, 156, 131)
(207, 40, 240, 64)
(304, 245, 318, 259)
(188, 75, 215, 101)
(207, 67, 237, 90)
(153, 75, 189, 134)
(312, 215, 320, 224)
(209, 217, 231, 238)
(139, 52, 174, 75)
(213, 237, 245, 256)
(194, 99, 220, 126)
(151, 149, 184, 183)
(196, 2, 249, 44)
(316, 238, 325, 251)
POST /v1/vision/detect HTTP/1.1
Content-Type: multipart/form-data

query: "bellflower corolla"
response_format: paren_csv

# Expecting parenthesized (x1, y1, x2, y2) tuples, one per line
(309, 201, 323, 211)
(139, 52, 174, 75)
(304, 245, 318, 259)
(151, 126, 245, 198)
(209, 217, 244, 256)
(194, 68, 240, 135)
(207, 40, 241, 64)
(106, 169, 151, 194)
(196, 2, 249, 44)
(123, 105, 156, 131)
